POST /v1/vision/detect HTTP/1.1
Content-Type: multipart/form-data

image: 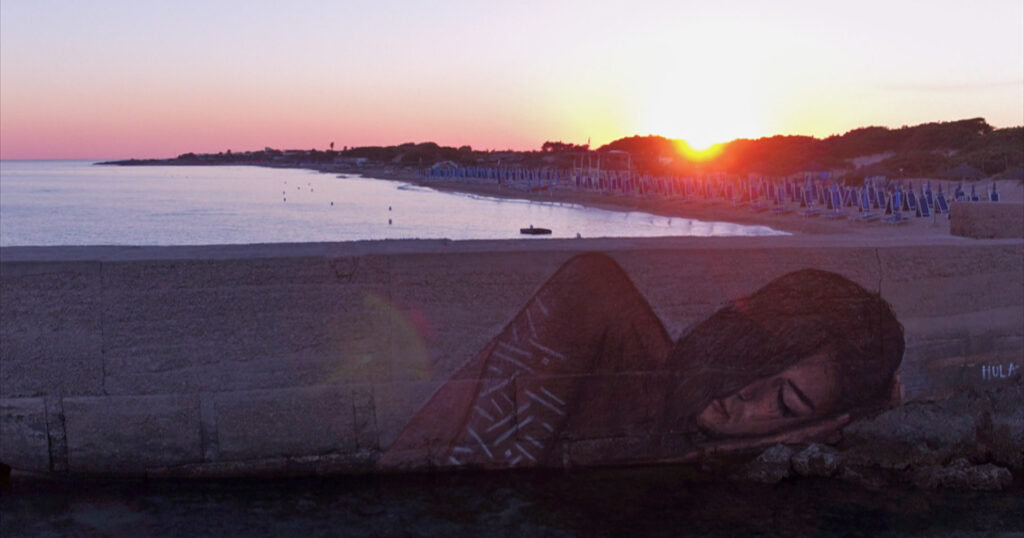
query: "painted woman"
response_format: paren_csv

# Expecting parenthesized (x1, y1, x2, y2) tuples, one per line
(379, 253, 904, 469)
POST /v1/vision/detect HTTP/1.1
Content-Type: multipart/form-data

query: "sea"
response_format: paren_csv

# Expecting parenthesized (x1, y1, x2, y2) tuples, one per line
(0, 160, 784, 247)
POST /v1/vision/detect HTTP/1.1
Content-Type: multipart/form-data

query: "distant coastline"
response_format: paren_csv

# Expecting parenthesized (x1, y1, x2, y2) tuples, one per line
(99, 117, 1024, 181)
(97, 157, 1022, 239)
(98, 118, 1023, 237)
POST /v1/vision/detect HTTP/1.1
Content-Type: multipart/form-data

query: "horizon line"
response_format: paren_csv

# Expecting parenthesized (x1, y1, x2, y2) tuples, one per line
(4, 118, 1022, 162)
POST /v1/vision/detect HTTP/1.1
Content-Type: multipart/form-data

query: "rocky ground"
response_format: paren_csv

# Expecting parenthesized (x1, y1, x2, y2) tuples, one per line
(735, 374, 1022, 490)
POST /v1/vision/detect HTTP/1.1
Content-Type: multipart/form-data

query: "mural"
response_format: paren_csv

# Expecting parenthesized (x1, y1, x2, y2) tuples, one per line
(380, 253, 905, 469)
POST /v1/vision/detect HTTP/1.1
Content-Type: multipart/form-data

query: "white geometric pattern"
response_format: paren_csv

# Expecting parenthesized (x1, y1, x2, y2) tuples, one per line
(447, 289, 568, 467)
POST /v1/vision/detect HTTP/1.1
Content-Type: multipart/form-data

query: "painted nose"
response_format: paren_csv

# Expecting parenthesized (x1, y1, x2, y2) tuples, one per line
(736, 383, 761, 402)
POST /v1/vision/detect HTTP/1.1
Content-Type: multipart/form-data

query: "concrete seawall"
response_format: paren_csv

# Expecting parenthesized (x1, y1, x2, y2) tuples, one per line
(951, 201, 1024, 239)
(2, 236, 1022, 478)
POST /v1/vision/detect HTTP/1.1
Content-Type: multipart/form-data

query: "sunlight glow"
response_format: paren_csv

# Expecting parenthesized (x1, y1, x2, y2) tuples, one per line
(673, 139, 725, 162)
(0, 1, 1021, 159)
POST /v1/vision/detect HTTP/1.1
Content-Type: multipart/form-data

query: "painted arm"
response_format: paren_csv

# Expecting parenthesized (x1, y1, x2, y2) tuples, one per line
(378, 253, 673, 470)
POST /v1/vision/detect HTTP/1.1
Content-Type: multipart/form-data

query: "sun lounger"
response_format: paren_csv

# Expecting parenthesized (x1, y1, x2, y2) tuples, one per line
(799, 190, 820, 217)
(855, 188, 880, 221)
(906, 191, 919, 216)
(823, 188, 848, 219)
(899, 189, 912, 212)
(767, 188, 790, 214)
(917, 196, 931, 217)
(882, 190, 910, 224)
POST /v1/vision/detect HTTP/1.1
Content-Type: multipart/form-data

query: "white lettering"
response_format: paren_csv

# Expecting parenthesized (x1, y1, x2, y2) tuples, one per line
(981, 363, 1019, 381)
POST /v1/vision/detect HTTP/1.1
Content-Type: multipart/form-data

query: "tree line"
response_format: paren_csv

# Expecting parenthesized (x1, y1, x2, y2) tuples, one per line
(598, 118, 1022, 179)
(155, 118, 1021, 180)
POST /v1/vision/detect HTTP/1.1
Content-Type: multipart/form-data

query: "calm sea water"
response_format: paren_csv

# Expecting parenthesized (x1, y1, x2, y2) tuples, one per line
(0, 161, 784, 246)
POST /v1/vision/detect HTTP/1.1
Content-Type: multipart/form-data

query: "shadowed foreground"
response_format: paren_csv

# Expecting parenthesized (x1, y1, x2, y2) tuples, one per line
(2, 467, 1021, 537)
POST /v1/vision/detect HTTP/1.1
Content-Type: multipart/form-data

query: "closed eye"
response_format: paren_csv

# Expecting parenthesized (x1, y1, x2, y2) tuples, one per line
(786, 379, 815, 412)
(777, 386, 796, 418)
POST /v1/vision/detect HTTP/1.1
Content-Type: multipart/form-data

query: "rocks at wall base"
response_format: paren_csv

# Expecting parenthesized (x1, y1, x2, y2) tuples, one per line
(791, 444, 842, 478)
(738, 444, 796, 484)
(734, 374, 1022, 490)
(911, 459, 1013, 490)
(841, 373, 1023, 472)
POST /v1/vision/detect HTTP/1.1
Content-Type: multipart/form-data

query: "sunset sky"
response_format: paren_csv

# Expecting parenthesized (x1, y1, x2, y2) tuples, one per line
(2, 0, 1022, 160)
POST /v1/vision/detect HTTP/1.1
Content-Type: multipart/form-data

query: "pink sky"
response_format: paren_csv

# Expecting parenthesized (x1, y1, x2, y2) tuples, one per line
(2, 1, 1022, 160)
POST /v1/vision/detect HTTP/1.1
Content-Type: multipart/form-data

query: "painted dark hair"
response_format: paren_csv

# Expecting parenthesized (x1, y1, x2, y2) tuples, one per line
(665, 269, 905, 432)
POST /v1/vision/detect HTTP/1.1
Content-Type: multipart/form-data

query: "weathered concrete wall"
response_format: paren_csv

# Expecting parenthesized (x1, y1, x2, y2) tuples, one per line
(2, 236, 1021, 477)
(951, 201, 1024, 239)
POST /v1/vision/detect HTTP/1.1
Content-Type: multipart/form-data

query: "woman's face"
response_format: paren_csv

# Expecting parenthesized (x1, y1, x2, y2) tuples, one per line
(695, 352, 840, 437)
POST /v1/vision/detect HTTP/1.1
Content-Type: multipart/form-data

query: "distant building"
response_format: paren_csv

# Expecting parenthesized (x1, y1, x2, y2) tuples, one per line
(605, 150, 632, 170)
(431, 160, 458, 171)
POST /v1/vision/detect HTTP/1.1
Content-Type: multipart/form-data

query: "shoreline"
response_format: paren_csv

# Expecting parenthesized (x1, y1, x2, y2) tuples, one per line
(336, 165, 1020, 239)
(98, 160, 1023, 240)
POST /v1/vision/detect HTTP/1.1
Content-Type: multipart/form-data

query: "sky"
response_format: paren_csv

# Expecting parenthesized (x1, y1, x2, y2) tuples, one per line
(1, 0, 1022, 159)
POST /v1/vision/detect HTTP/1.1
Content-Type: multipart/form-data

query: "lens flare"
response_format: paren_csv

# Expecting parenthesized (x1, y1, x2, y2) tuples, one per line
(325, 291, 432, 383)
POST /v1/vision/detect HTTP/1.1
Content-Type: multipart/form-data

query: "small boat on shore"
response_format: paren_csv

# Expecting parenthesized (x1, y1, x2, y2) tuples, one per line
(520, 225, 552, 235)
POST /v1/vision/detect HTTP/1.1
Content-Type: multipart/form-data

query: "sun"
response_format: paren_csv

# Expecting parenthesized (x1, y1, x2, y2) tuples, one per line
(679, 133, 722, 153)
(635, 104, 759, 163)
(673, 139, 724, 162)
(631, 75, 764, 162)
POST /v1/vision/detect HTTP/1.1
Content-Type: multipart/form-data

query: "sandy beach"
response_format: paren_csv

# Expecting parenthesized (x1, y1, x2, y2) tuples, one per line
(344, 165, 1023, 240)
